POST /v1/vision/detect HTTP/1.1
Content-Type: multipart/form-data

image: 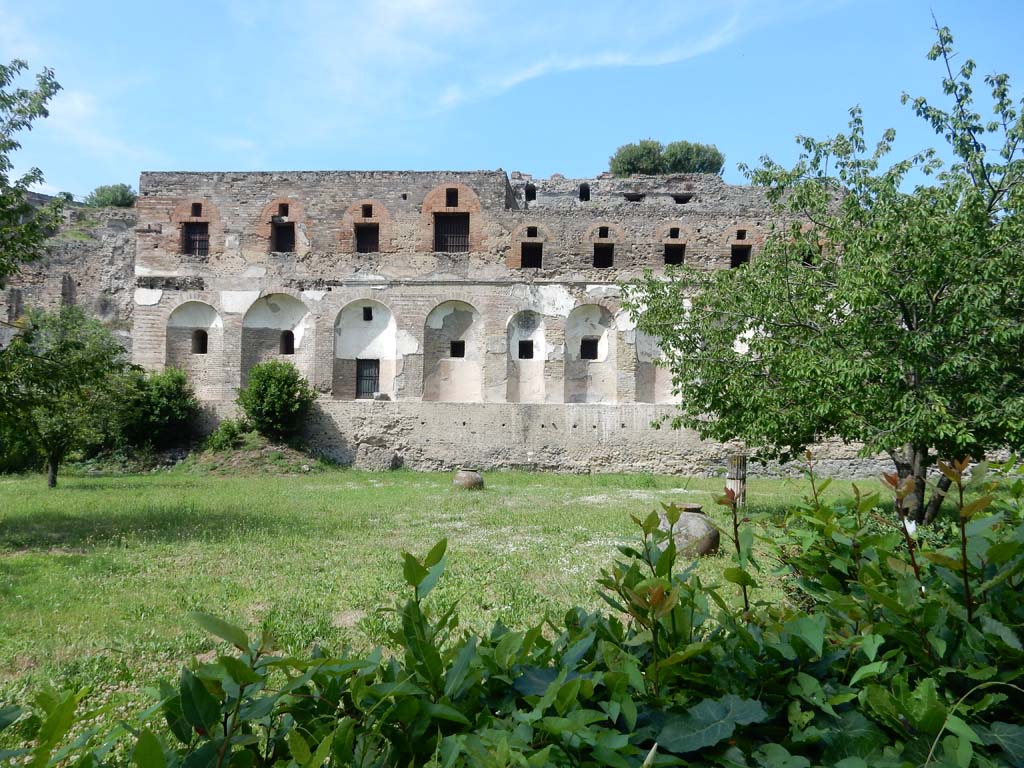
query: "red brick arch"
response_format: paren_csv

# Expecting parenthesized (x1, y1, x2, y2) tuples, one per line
(339, 199, 394, 253)
(418, 182, 484, 252)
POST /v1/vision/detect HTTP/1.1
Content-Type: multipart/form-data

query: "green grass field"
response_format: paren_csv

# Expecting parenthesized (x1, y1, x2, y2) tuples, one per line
(0, 466, 836, 724)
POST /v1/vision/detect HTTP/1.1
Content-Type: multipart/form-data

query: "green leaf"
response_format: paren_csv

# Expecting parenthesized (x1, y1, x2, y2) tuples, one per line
(0, 705, 22, 732)
(859, 634, 884, 661)
(287, 729, 311, 764)
(979, 722, 1024, 765)
(133, 730, 166, 768)
(980, 616, 1023, 650)
(850, 660, 888, 686)
(179, 669, 220, 736)
(658, 694, 768, 754)
(189, 613, 250, 652)
(30, 688, 82, 768)
(425, 701, 471, 725)
(424, 538, 448, 568)
(402, 552, 428, 589)
(217, 656, 262, 686)
(723, 567, 756, 588)
(752, 743, 810, 768)
(304, 728, 334, 768)
(785, 614, 827, 657)
(444, 637, 478, 699)
(417, 556, 446, 600)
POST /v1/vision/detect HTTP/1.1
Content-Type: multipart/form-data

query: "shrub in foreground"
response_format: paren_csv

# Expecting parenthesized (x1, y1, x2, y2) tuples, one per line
(236, 360, 316, 441)
(3, 461, 1023, 766)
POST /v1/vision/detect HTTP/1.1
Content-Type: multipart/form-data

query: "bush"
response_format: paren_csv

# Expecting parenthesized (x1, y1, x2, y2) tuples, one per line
(610, 139, 725, 176)
(0, 420, 41, 473)
(82, 183, 136, 208)
(609, 139, 665, 176)
(236, 360, 316, 441)
(113, 368, 199, 450)
(7, 460, 1024, 766)
(663, 139, 725, 174)
(203, 418, 249, 452)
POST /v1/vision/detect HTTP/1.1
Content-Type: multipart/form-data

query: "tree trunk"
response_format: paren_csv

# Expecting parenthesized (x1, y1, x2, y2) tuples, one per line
(47, 453, 59, 488)
(923, 473, 952, 525)
(892, 444, 929, 524)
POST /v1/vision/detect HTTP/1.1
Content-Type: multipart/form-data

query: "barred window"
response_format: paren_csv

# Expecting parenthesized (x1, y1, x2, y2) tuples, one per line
(182, 222, 209, 257)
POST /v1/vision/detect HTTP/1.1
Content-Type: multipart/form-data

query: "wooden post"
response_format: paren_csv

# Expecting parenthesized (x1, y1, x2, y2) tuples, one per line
(727, 453, 747, 507)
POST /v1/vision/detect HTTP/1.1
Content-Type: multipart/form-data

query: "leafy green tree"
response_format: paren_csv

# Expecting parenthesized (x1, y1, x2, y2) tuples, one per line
(116, 368, 199, 449)
(237, 360, 316, 441)
(625, 26, 1024, 523)
(0, 59, 63, 286)
(2, 307, 127, 486)
(663, 140, 725, 174)
(83, 183, 136, 208)
(609, 139, 666, 176)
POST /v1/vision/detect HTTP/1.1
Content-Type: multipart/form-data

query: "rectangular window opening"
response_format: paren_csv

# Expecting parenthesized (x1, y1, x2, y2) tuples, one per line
(356, 359, 380, 399)
(278, 203, 289, 217)
(361, 203, 373, 218)
(272, 222, 296, 252)
(521, 242, 543, 269)
(434, 212, 470, 252)
(593, 243, 614, 269)
(449, 340, 466, 358)
(669, 227, 680, 239)
(190, 202, 203, 217)
(664, 243, 685, 265)
(362, 306, 373, 321)
(624, 192, 645, 202)
(280, 330, 295, 355)
(182, 222, 209, 257)
(736, 229, 747, 240)
(355, 223, 380, 253)
(580, 337, 599, 360)
(518, 340, 534, 359)
(445, 188, 459, 207)
(598, 225, 609, 239)
(731, 244, 751, 268)
(526, 226, 538, 238)
(191, 329, 208, 354)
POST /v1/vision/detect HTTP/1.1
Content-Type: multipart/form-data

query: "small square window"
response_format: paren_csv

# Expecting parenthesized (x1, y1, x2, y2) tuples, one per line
(731, 244, 751, 268)
(598, 226, 609, 239)
(445, 188, 459, 207)
(518, 340, 534, 359)
(736, 229, 747, 240)
(669, 227, 680, 239)
(450, 340, 465, 358)
(526, 226, 538, 238)
(580, 337, 599, 360)
(664, 243, 685, 265)
(361, 204, 373, 218)
(579, 183, 590, 202)
(593, 243, 614, 268)
(191, 202, 203, 217)
(521, 242, 543, 269)
(362, 306, 373, 321)
(278, 203, 289, 217)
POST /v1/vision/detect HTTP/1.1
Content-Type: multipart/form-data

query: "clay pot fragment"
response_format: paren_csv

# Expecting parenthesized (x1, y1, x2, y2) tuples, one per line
(453, 467, 484, 490)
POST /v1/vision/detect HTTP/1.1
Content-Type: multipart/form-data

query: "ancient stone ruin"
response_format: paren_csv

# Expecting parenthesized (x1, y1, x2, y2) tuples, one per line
(2, 170, 886, 474)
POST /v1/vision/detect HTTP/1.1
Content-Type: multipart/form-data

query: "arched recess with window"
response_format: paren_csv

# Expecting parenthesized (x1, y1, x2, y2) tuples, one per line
(166, 300, 223, 398)
(333, 299, 398, 400)
(240, 293, 314, 385)
(635, 329, 677, 403)
(422, 300, 483, 402)
(506, 310, 546, 403)
(564, 304, 617, 403)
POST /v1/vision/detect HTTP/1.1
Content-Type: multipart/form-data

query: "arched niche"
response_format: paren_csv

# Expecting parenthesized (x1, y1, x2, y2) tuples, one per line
(166, 301, 223, 397)
(422, 300, 483, 402)
(241, 293, 314, 385)
(506, 310, 546, 403)
(564, 304, 617, 403)
(333, 299, 399, 400)
(635, 329, 677, 404)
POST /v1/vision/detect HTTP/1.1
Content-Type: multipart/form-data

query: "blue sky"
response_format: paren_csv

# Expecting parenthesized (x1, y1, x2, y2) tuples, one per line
(4, 0, 1023, 198)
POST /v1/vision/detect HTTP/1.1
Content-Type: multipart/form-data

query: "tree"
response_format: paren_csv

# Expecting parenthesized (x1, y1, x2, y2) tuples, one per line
(2, 307, 127, 486)
(0, 59, 63, 286)
(609, 139, 666, 176)
(83, 183, 136, 208)
(625, 26, 1024, 524)
(663, 140, 725, 174)
(237, 360, 316, 441)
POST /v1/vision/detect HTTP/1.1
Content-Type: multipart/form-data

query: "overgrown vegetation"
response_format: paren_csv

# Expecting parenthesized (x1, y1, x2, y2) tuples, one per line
(609, 139, 725, 176)
(626, 26, 1024, 522)
(2, 460, 1021, 766)
(237, 360, 317, 441)
(82, 183, 137, 208)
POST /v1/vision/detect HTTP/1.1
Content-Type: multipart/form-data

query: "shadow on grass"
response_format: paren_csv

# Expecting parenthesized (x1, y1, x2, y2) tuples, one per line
(0, 504, 281, 551)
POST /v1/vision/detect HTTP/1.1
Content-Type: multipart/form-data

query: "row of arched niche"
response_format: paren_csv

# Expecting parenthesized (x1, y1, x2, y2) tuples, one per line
(164, 294, 675, 404)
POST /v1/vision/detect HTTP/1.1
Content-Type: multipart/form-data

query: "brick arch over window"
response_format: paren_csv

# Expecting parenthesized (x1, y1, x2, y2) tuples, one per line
(339, 199, 394, 254)
(253, 197, 312, 255)
(583, 222, 625, 244)
(166, 300, 224, 398)
(167, 199, 225, 260)
(507, 222, 554, 269)
(655, 222, 697, 267)
(418, 183, 484, 253)
(719, 222, 764, 269)
(240, 292, 315, 385)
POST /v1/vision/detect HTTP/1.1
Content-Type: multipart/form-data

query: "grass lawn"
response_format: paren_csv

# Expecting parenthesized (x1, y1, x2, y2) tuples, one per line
(0, 466, 845, 727)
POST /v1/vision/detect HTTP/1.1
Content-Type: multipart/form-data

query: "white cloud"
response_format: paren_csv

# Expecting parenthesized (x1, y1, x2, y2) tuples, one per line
(46, 88, 158, 164)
